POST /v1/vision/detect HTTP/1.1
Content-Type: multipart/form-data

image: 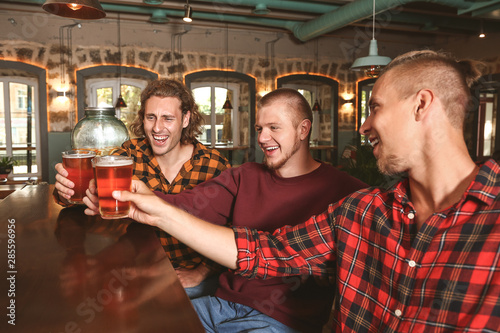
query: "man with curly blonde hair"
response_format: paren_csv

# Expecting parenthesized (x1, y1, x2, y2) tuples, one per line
(55, 78, 230, 299)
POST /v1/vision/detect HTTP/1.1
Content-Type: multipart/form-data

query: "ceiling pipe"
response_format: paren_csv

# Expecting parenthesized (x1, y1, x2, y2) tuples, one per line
(292, 0, 475, 41)
(191, 0, 340, 14)
(4, 0, 493, 41)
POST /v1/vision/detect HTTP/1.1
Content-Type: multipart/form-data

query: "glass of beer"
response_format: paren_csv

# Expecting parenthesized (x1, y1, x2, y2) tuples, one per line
(92, 155, 134, 219)
(62, 150, 96, 204)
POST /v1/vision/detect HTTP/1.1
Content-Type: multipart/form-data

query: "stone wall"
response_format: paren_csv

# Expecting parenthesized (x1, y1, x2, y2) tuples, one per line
(0, 39, 358, 137)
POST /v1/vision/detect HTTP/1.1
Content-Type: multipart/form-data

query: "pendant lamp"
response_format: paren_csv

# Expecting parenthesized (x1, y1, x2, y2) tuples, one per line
(42, 0, 106, 20)
(222, 24, 233, 143)
(115, 13, 127, 110)
(312, 39, 321, 113)
(350, 0, 390, 78)
(223, 24, 233, 111)
(183, 0, 193, 23)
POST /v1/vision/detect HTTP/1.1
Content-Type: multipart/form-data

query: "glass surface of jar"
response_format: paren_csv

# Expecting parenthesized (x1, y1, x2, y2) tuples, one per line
(71, 107, 130, 155)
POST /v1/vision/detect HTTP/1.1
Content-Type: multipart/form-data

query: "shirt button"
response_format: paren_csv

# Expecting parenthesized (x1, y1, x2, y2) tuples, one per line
(408, 260, 416, 268)
(395, 309, 402, 317)
(408, 212, 415, 219)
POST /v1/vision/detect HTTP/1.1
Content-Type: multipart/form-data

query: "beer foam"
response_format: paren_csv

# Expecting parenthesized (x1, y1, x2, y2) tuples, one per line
(95, 159, 133, 167)
(64, 153, 94, 158)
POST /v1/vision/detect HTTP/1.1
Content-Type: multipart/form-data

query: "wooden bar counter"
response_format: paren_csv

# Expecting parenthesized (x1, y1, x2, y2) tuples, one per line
(0, 184, 204, 332)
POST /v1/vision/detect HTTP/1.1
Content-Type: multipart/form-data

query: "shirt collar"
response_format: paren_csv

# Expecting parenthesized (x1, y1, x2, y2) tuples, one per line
(466, 159, 500, 206)
(137, 137, 154, 156)
(389, 159, 500, 207)
(191, 140, 211, 161)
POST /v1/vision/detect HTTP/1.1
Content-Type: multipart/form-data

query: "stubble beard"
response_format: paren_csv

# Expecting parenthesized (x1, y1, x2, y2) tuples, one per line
(263, 138, 301, 171)
(377, 153, 407, 176)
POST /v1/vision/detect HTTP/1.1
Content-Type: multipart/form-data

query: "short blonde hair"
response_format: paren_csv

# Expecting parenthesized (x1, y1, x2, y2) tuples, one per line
(381, 50, 483, 129)
(258, 88, 313, 127)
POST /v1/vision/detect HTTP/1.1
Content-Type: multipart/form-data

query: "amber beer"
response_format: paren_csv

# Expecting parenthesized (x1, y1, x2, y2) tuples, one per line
(93, 156, 134, 219)
(62, 150, 96, 204)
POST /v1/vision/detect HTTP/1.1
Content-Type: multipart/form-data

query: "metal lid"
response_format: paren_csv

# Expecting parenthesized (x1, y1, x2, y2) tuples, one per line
(84, 107, 116, 116)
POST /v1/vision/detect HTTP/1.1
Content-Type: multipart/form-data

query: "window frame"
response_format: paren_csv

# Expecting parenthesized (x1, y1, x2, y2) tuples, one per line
(191, 82, 240, 147)
(0, 76, 41, 178)
(86, 77, 147, 108)
(76, 66, 158, 121)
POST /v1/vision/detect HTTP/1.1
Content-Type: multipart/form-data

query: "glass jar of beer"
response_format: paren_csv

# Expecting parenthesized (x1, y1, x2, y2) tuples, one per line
(71, 107, 130, 155)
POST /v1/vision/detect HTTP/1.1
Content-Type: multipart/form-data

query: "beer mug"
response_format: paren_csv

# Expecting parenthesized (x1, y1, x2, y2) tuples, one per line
(62, 150, 97, 204)
(92, 155, 134, 219)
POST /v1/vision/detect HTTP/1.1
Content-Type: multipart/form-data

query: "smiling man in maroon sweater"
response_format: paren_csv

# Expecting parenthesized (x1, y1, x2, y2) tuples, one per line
(86, 88, 367, 332)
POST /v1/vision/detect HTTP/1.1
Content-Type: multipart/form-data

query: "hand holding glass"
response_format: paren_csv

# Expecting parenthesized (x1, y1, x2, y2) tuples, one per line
(62, 150, 96, 204)
(92, 155, 134, 219)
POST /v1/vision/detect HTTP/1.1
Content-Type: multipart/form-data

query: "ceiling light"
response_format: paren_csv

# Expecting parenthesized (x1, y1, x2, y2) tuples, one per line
(222, 98, 233, 110)
(115, 96, 127, 108)
(57, 90, 71, 98)
(350, 0, 391, 77)
(115, 13, 127, 109)
(67, 3, 82, 11)
(479, 20, 486, 38)
(183, 1, 192, 23)
(312, 100, 321, 112)
(223, 25, 233, 110)
(312, 39, 322, 113)
(42, 0, 106, 20)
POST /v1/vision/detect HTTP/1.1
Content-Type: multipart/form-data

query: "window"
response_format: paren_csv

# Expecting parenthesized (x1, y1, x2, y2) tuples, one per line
(359, 88, 372, 145)
(281, 84, 320, 143)
(298, 88, 314, 106)
(17, 88, 27, 109)
(477, 92, 497, 159)
(192, 83, 239, 146)
(87, 78, 146, 134)
(0, 77, 41, 177)
(357, 79, 376, 146)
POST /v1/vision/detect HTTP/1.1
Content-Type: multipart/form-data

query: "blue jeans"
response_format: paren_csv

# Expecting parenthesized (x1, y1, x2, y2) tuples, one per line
(191, 296, 302, 333)
(184, 274, 220, 299)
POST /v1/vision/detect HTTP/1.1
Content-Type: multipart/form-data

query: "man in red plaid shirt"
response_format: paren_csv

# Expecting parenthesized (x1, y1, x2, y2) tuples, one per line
(113, 50, 500, 332)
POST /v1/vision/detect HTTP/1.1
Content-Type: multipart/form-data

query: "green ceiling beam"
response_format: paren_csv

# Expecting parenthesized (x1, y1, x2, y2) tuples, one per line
(457, 0, 500, 15)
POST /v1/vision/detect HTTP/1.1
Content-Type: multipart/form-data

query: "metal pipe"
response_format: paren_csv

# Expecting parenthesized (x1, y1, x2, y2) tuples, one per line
(4, 0, 485, 41)
(190, 0, 340, 14)
(292, 0, 474, 41)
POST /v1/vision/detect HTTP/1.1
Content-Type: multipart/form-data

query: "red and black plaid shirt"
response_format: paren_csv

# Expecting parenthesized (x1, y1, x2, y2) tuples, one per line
(234, 159, 500, 332)
(115, 138, 231, 269)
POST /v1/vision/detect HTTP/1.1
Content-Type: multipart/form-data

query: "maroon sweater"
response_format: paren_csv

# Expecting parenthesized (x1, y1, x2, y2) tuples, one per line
(157, 162, 367, 332)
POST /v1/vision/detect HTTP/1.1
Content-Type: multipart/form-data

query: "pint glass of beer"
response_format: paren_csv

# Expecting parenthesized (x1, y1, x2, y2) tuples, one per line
(92, 155, 134, 219)
(62, 150, 96, 204)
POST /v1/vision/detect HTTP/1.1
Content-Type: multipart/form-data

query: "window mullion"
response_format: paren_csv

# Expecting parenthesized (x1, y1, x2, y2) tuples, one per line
(26, 84, 33, 173)
(211, 86, 216, 146)
(3, 81, 13, 157)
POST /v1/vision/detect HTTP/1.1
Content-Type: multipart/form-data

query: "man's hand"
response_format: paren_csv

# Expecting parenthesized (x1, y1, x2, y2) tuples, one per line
(111, 188, 167, 227)
(175, 265, 213, 289)
(83, 179, 153, 216)
(55, 163, 74, 201)
(83, 179, 99, 216)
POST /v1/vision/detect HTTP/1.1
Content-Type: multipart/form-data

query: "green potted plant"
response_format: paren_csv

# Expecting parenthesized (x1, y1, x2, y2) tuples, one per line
(0, 156, 17, 178)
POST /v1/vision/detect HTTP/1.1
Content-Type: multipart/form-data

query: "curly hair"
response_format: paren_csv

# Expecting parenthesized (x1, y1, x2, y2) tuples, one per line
(129, 79, 203, 144)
